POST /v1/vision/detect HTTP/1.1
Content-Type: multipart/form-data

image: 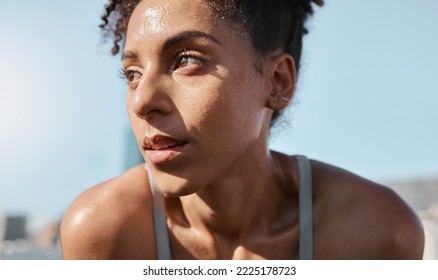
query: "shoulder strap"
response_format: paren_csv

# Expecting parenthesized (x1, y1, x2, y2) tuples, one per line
(146, 166, 171, 260)
(146, 157, 313, 260)
(295, 155, 314, 260)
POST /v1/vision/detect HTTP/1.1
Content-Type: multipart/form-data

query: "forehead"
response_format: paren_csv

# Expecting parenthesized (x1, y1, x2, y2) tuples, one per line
(126, 0, 216, 43)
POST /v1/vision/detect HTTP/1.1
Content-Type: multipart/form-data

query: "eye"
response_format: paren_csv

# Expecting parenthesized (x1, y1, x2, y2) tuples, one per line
(126, 70, 142, 82)
(119, 67, 142, 86)
(174, 50, 205, 71)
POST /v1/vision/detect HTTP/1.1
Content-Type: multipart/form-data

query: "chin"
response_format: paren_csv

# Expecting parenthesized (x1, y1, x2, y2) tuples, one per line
(151, 171, 204, 197)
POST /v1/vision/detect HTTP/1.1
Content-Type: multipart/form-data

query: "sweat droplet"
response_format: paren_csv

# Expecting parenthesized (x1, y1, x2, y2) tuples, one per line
(135, 4, 170, 40)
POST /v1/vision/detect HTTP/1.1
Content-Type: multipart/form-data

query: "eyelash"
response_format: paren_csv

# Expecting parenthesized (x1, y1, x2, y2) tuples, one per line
(118, 49, 206, 82)
(118, 68, 127, 81)
(174, 48, 205, 69)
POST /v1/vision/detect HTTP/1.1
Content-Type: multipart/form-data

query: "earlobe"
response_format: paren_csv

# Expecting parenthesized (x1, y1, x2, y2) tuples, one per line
(266, 53, 296, 111)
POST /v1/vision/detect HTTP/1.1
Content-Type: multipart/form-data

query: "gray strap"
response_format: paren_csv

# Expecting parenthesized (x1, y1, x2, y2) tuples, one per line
(147, 167, 171, 260)
(146, 157, 313, 260)
(295, 155, 314, 260)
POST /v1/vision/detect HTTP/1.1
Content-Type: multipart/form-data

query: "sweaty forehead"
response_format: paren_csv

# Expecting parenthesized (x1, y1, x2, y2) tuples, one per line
(138, 3, 170, 34)
(126, 0, 215, 41)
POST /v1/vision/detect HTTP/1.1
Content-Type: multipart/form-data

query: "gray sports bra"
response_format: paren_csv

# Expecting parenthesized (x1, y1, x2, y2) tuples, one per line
(147, 155, 314, 260)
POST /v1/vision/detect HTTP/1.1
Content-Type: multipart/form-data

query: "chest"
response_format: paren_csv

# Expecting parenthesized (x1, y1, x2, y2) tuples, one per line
(168, 224, 299, 260)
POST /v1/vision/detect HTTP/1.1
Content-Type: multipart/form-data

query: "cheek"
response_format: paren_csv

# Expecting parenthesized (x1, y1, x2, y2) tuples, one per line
(220, 68, 265, 125)
(126, 95, 135, 123)
(182, 75, 260, 140)
(182, 87, 223, 134)
(126, 94, 143, 142)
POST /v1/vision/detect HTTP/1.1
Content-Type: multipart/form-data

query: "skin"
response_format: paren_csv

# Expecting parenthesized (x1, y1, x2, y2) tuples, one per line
(60, 0, 425, 259)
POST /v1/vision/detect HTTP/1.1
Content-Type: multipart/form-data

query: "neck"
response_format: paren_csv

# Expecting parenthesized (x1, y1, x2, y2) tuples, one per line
(174, 148, 296, 240)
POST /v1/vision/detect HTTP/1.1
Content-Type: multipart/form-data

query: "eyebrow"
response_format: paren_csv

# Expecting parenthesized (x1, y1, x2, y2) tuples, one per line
(122, 50, 139, 61)
(122, 30, 223, 61)
(163, 30, 223, 50)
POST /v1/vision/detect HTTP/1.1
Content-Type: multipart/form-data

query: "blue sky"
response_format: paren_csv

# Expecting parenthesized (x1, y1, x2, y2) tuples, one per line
(0, 0, 437, 225)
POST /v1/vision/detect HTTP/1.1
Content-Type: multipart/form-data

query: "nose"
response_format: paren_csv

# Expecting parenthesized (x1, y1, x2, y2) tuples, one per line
(128, 66, 173, 120)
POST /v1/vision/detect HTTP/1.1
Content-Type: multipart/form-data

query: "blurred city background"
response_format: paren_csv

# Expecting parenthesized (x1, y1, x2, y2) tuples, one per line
(1, 0, 437, 259)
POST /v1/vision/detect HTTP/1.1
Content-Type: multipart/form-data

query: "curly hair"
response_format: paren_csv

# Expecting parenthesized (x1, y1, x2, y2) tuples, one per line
(99, 0, 324, 127)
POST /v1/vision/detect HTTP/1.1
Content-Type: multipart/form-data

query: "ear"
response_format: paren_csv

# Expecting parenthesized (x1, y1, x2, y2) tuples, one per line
(266, 53, 297, 111)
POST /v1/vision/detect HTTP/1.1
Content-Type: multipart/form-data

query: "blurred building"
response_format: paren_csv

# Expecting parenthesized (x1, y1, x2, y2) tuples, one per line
(387, 177, 438, 259)
(3, 215, 27, 241)
(0, 214, 28, 259)
(388, 177, 438, 211)
(0, 214, 61, 260)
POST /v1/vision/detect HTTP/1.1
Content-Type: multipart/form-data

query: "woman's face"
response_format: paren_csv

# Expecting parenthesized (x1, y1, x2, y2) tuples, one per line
(124, 0, 273, 195)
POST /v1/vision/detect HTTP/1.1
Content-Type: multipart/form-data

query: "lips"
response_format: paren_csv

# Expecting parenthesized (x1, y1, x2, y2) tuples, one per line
(142, 135, 187, 164)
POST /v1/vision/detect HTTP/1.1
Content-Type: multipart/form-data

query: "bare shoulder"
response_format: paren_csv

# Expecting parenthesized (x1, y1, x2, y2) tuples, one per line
(310, 159, 425, 259)
(60, 164, 156, 259)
